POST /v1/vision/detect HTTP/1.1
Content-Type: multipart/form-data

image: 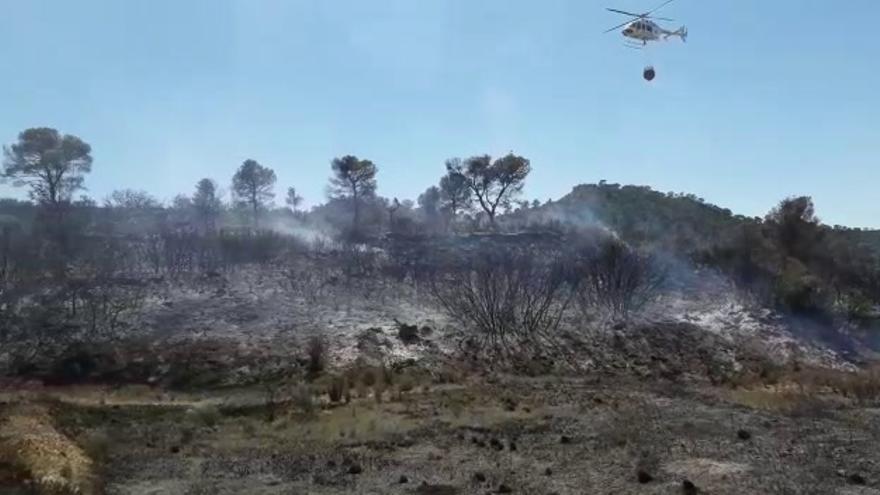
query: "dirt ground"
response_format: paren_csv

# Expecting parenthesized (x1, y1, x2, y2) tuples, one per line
(3, 369, 880, 495)
(3, 270, 878, 494)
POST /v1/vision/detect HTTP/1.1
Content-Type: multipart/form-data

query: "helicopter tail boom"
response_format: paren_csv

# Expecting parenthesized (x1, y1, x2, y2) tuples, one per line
(665, 26, 687, 42)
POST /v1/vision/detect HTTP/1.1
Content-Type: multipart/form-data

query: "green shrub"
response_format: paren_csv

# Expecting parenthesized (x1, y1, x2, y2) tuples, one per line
(774, 261, 827, 315)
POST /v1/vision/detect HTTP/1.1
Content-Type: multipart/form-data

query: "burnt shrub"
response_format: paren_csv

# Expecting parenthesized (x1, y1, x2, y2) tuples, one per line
(3, 275, 147, 379)
(571, 236, 667, 322)
(328, 374, 345, 403)
(218, 229, 294, 266)
(305, 335, 328, 376)
(396, 321, 421, 345)
(428, 244, 573, 359)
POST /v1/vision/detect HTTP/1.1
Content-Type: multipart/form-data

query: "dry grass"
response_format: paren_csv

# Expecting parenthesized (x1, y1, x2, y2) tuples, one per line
(205, 402, 418, 453)
(0, 384, 208, 420)
(0, 404, 101, 494)
(728, 388, 835, 416)
(726, 360, 880, 416)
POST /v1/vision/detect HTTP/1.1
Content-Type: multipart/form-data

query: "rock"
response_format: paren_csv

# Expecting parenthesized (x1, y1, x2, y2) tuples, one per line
(396, 321, 421, 345)
(544, 468, 553, 476)
(473, 472, 487, 482)
(169, 445, 180, 454)
(399, 475, 409, 484)
(848, 474, 867, 485)
(736, 429, 752, 441)
(497, 484, 513, 493)
(559, 435, 572, 444)
(415, 483, 458, 495)
(682, 479, 698, 495)
(508, 440, 517, 451)
(490, 438, 503, 451)
(347, 464, 362, 475)
(636, 470, 653, 483)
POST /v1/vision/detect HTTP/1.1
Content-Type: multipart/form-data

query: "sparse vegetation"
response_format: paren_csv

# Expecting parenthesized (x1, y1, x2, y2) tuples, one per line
(571, 236, 668, 322)
(429, 244, 574, 360)
(2, 125, 880, 494)
(305, 334, 328, 377)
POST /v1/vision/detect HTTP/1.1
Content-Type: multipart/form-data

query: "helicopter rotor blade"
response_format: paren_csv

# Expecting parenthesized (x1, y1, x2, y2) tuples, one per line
(604, 19, 634, 34)
(645, 0, 675, 17)
(606, 8, 642, 17)
(648, 16, 675, 21)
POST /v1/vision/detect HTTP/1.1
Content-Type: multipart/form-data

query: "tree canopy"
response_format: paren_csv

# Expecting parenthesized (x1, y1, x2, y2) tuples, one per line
(232, 159, 276, 228)
(192, 178, 223, 231)
(2, 127, 93, 208)
(328, 155, 378, 234)
(439, 163, 473, 219)
(285, 187, 303, 212)
(446, 153, 530, 227)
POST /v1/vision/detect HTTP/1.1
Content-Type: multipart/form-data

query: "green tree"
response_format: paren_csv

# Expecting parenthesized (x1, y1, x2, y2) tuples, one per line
(439, 161, 473, 218)
(418, 185, 443, 232)
(765, 196, 822, 260)
(285, 186, 303, 212)
(232, 159, 276, 228)
(328, 155, 378, 234)
(446, 153, 530, 228)
(192, 178, 222, 232)
(2, 127, 92, 214)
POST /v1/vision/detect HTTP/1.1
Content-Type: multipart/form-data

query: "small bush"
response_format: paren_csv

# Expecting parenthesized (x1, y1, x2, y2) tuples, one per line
(361, 368, 376, 388)
(80, 429, 111, 464)
(373, 379, 386, 404)
(379, 364, 392, 386)
(292, 384, 315, 416)
(191, 404, 221, 428)
(179, 427, 195, 445)
(572, 236, 667, 322)
(429, 245, 573, 359)
(343, 375, 353, 404)
(328, 374, 345, 403)
(831, 366, 880, 404)
(241, 420, 256, 437)
(355, 376, 368, 399)
(774, 262, 827, 315)
(306, 335, 328, 376)
(397, 373, 416, 394)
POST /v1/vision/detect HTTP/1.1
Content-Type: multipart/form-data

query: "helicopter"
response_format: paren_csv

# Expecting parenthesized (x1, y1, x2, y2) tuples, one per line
(605, 0, 687, 49)
(604, 0, 687, 80)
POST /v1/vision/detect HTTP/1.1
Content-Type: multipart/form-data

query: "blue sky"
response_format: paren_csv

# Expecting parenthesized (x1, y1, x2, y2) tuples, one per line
(1, 0, 878, 227)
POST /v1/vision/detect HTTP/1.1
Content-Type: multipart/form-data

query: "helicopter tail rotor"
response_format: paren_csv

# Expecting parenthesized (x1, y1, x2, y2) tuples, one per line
(666, 26, 687, 42)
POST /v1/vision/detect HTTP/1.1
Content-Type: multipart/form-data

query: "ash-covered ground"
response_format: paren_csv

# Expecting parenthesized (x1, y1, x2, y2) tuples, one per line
(2, 242, 879, 495)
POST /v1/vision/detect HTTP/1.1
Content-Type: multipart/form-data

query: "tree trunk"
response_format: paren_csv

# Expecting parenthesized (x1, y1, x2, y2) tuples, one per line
(352, 190, 360, 235)
(251, 190, 259, 230)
